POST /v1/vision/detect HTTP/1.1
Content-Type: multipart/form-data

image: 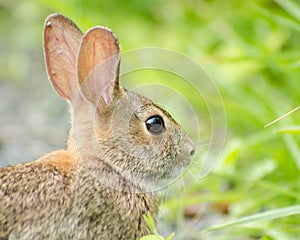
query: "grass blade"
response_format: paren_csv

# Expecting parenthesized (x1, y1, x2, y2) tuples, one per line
(275, 0, 300, 22)
(204, 205, 300, 232)
(264, 106, 300, 128)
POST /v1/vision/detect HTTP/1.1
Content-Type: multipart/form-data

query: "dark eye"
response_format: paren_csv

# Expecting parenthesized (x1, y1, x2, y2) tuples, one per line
(145, 115, 166, 135)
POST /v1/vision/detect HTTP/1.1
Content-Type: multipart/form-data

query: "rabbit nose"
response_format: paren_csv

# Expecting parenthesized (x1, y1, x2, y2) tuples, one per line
(185, 135, 195, 157)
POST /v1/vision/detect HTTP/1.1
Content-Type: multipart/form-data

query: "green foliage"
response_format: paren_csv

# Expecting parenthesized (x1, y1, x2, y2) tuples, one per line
(205, 205, 300, 232)
(141, 212, 175, 240)
(1, 0, 300, 239)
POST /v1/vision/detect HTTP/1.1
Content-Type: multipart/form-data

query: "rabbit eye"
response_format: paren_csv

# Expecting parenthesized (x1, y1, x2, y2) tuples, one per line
(145, 115, 166, 135)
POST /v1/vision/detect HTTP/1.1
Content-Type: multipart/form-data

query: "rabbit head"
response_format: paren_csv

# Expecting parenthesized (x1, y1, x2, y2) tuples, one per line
(44, 14, 195, 192)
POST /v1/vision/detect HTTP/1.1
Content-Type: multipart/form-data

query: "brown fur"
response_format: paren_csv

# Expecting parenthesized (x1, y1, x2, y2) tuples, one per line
(0, 151, 158, 239)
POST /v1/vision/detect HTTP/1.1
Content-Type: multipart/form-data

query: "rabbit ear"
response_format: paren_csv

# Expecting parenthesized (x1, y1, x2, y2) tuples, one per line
(44, 13, 83, 101)
(77, 26, 120, 106)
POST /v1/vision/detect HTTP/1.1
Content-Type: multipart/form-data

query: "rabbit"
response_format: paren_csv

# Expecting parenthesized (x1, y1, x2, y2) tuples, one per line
(0, 13, 195, 240)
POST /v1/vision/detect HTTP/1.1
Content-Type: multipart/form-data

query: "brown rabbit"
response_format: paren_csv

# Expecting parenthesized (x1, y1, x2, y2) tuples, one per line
(0, 13, 195, 239)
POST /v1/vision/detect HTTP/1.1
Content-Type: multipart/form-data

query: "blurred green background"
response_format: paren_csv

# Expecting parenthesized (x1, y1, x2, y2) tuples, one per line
(1, 0, 300, 239)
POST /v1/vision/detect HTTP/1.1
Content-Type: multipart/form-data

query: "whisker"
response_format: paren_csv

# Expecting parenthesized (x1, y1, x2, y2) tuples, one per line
(161, 186, 170, 204)
(196, 141, 225, 147)
(187, 168, 197, 181)
(176, 176, 186, 196)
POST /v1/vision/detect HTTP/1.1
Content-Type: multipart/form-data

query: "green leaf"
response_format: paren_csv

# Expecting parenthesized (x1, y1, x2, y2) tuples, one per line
(275, 0, 300, 22)
(165, 232, 175, 240)
(283, 135, 300, 170)
(275, 126, 300, 134)
(255, 4, 300, 32)
(140, 235, 164, 240)
(143, 212, 156, 234)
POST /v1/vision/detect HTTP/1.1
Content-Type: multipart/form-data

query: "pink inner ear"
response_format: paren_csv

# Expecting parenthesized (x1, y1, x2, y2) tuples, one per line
(44, 14, 82, 101)
(91, 55, 120, 105)
(77, 27, 120, 106)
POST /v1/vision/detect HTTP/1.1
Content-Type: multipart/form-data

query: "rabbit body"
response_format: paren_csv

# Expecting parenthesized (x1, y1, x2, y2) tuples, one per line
(0, 13, 194, 239)
(0, 150, 157, 239)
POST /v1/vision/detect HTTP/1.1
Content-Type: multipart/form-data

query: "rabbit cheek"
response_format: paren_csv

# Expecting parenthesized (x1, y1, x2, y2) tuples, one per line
(127, 116, 151, 145)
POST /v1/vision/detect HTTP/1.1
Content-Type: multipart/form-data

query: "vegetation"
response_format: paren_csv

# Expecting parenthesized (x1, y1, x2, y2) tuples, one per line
(1, 0, 300, 239)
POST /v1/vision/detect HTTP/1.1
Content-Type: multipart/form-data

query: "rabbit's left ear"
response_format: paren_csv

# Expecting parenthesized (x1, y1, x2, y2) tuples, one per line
(44, 13, 83, 101)
(77, 26, 121, 106)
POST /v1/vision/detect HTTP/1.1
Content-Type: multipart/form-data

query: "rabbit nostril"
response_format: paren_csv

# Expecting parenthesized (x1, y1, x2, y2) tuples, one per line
(190, 149, 195, 156)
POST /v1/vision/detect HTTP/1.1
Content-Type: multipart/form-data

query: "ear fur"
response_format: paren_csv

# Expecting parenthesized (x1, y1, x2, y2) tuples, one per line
(77, 26, 121, 106)
(44, 13, 83, 101)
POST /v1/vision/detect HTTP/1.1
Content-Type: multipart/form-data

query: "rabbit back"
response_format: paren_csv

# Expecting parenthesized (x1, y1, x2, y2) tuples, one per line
(0, 151, 73, 239)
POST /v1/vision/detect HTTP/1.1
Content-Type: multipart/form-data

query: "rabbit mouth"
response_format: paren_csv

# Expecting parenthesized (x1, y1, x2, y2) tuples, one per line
(144, 161, 190, 190)
(162, 161, 189, 182)
(130, 150, 192, 190)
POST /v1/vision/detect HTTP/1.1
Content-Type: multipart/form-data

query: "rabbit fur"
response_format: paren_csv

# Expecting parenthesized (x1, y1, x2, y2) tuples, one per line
(0, 13, 195, 240)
